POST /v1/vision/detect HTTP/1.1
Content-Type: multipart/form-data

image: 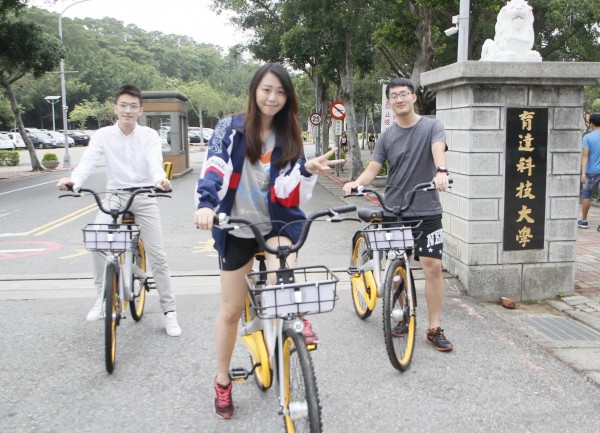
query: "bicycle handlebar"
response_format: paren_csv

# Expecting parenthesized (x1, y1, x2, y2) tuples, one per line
(346, 179, 453, 216)
(213, 204, 357, 257)
(59, 187, 171, 221)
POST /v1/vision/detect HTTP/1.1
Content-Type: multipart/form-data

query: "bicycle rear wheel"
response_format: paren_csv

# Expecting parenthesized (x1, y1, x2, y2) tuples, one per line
(282, 328, 322, 433)
(129, 240, 147, 321)
(382, 259, 416, 371)
(350, 234, 374, 320)
(104, 263, 119, 373)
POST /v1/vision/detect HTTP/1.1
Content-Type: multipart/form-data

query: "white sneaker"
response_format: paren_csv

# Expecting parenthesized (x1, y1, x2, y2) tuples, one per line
(164, 311, 182, 337)
(86, 297, 103, 321)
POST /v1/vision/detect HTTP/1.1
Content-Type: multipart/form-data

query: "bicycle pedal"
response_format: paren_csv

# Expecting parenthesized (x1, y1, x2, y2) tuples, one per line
(145, 278, 156, 291)
(347, 267, 361, 277)
(229, 367, 251, 382)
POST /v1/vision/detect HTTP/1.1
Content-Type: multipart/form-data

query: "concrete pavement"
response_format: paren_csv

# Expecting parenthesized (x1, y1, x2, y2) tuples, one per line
(3, 145, 600, 387)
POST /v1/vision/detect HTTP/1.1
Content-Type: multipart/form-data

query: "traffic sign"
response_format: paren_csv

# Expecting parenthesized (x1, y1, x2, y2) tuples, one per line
(329, 100, 346, 120)
(309, 112, 322, 125)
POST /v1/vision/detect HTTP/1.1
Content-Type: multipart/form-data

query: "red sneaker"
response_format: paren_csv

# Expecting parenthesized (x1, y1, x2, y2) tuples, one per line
(302, 319, 319, 345)
(214, 377, 234, 419)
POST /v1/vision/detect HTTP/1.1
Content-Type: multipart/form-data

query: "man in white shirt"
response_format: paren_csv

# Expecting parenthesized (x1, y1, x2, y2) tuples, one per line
(57, 84, 181, 337)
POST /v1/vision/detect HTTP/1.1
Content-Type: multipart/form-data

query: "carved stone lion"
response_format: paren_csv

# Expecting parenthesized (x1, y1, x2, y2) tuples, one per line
(480, 0, 542, 62)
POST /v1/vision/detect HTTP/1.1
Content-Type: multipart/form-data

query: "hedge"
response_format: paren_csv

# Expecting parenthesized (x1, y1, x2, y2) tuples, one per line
(0, 150, 19, 166)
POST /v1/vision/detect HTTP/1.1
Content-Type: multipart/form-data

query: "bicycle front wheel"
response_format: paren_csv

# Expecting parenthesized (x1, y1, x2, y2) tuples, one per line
(129, 240, 147, 321)
(382, 259, 416, 371)
(104, 263, 119, 373)
(282, 328, 322, 433)
(350, 234, 374, 320)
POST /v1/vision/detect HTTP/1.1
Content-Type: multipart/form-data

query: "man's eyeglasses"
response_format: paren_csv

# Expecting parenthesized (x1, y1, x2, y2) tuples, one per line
(388, 91, 413, 100)
(117, 102, 141, 110)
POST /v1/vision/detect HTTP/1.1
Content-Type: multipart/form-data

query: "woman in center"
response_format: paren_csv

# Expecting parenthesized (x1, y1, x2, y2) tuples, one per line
(194, 63, 342, 420)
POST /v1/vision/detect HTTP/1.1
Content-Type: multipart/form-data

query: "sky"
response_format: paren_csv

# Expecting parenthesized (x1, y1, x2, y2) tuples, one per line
(31, 0, 248, 50)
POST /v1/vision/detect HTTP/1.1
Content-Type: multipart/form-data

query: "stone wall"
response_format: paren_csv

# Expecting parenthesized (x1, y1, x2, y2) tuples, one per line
(421, 61, 600, 301)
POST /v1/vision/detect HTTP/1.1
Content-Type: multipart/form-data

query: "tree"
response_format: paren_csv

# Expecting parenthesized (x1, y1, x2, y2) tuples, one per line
(69, 99, 114, 128)
(0, 17, 64, 171)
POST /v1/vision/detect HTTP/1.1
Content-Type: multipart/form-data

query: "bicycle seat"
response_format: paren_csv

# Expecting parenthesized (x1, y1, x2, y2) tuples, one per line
(358, 208, 385, 223)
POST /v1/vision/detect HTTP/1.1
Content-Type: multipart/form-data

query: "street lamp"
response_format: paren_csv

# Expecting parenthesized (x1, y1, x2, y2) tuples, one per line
(59, 0, 92, 168)
(444, 0, 470, 62)
(44, 96, 60, 131)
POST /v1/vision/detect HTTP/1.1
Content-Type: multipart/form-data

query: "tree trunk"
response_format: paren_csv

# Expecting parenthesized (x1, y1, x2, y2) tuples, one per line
(408, 2, 434, 114)
(338, 33, 364, 181)
(0, 78, 44, 171)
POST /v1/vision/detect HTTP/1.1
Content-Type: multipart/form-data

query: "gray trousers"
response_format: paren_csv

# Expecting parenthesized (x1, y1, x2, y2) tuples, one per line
(92, 193, 176, 313)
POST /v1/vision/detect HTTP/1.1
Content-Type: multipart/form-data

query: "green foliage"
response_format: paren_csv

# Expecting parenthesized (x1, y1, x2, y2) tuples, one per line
(326, 146, 346, 162)
(592, 99, 600, 114)
(42, 152, 58, 162)
(364, 159, 388, 176)
(0, 150, 19, 166)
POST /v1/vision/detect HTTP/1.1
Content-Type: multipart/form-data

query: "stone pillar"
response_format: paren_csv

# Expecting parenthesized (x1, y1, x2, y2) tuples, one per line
(421, 61, 600, 301)
(140, 91, 191, 177)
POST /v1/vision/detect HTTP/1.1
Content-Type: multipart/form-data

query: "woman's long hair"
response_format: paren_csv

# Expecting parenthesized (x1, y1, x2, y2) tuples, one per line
(245, 63, 303, 168)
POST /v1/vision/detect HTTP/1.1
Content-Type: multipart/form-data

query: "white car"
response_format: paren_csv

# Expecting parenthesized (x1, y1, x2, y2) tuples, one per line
(46, 130, 75, 147)
(0, 133, 16, 150)
(0, 132, 26, 149)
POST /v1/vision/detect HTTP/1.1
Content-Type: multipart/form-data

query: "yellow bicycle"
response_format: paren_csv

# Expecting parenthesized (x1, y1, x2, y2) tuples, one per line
(60, 187, 169, 373)
(214, 204, 355, 432)
(347, 181, 447, 371)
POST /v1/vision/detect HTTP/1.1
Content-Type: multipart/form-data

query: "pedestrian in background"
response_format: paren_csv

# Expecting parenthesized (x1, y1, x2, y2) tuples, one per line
(578, 113, 600, 229)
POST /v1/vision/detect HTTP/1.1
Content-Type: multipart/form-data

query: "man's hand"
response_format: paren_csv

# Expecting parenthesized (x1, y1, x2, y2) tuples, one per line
(304, 147, 344, 175)
(194, 207, 216, 230)
(433, 172, 450, 192)
(57, 177, 74, 191)
(343, 181, 361, 195)
(155, 179, 171, 191)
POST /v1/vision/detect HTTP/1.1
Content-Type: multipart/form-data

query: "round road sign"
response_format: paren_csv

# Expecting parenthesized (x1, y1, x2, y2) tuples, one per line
(309, 112, 322, 125)
(329, 100, 346, 120)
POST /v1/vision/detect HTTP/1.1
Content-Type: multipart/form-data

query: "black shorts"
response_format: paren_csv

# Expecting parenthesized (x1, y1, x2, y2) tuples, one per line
(410, 215, 443, 261)
(219, 232, 277, 271)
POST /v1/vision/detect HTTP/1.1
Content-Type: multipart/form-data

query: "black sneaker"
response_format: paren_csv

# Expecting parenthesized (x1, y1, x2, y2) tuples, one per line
(391, 321, 407, 337)
(426, 327, 453, 352)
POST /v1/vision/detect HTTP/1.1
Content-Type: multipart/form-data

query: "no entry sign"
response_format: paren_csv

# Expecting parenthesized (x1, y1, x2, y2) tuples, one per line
(329, 100, 346, 120)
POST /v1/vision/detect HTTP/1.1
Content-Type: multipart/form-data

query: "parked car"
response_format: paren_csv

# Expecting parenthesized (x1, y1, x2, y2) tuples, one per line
(46, 130, 75, 147)
(29, 131, 58, 149)
(0, 132, 26, 149)
(59, 130, 90, 146)
(188, 130, 203, 144)
(0, 133, 16, 150)
(201, 128, 214, 143)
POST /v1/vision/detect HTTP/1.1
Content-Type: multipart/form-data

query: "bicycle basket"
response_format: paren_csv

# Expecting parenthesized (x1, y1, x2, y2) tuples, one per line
(82, 224, 140, 252)
(244, 265, 338, 319)
(361, 221, 421, 251)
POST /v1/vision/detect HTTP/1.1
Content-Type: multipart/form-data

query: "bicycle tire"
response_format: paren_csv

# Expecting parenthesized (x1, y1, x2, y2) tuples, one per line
(282, 328, 322, 433)
(350, 234, 374, 320)
(382, 259, 416, 371)
(104, 263, 118, 373)
(129, 240, 147, 321)
(242, 294, 272, 391)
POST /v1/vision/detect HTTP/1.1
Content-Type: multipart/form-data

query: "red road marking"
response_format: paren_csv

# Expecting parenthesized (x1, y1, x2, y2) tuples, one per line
(0, 241, 63, 260)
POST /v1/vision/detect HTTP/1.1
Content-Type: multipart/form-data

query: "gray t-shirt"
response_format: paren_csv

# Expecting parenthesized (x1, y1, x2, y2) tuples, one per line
(231, 132, 275, 238)
(372, 116, 446, 216)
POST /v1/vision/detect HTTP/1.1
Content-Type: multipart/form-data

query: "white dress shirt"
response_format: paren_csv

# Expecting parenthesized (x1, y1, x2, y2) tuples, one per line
(71, 122, 166, 190)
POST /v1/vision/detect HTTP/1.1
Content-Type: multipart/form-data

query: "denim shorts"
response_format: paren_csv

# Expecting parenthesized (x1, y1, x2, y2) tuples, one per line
(581, 173, 600, 199)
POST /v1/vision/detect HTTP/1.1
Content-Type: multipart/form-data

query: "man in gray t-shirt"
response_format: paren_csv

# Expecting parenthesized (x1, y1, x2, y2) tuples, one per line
(343, 77, 453, 352)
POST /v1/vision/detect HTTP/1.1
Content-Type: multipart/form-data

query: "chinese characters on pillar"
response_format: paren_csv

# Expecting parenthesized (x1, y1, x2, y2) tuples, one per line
(503, 108, 548, 251)
(380, 85, 397, 134)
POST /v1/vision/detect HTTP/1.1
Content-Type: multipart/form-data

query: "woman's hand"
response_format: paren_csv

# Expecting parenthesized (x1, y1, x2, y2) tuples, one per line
(194, 207, 216, 230)
(304, 147, 345, 175)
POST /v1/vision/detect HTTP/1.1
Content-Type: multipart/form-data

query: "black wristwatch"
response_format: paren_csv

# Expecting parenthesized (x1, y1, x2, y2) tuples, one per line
(436, 166, 449, 174)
